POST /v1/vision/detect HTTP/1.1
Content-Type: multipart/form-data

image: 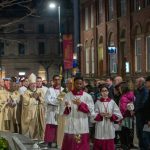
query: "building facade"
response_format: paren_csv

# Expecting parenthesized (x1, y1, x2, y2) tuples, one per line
(0, 1, 73, 80)
(80, 0, 150, 79)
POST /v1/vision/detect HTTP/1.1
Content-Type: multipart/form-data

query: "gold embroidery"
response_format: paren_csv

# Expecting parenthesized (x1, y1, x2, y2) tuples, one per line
(74, 134, 81, 143)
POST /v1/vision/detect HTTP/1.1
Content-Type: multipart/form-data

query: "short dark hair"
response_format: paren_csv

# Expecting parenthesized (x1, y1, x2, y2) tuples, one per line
(37, 77, 42, 80)
(106, 76, 113, 81)
(119, 82, 130, 94)
(99, 84, 109, 92)
(74, 76, 83, 82)
(53, 75, 60, 80)
(10, 77, 17, 82)
(146, 76, 150, 81)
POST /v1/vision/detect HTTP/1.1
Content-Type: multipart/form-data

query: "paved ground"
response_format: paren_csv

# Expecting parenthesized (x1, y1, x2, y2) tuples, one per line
(0, 131, 139, 150)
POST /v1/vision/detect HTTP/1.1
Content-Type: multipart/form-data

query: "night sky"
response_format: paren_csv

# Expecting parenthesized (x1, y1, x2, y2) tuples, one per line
(0, 0, 73, 17)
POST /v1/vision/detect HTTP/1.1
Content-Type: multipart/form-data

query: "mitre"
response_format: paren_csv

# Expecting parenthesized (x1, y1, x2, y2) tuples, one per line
(28, 73, 36, 83)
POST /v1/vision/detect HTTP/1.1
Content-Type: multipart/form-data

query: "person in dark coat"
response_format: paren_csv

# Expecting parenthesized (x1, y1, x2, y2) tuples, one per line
(134, 77, 149, 150)
(106, 77, 114, 99)
(142, 76, 150, 150)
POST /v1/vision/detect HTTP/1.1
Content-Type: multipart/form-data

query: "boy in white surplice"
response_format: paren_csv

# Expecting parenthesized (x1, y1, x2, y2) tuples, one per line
(92, 85, 123, 150)
(61, 76, 94, 150)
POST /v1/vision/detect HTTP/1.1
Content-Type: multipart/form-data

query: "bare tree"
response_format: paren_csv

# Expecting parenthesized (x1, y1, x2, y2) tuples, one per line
(0, 0, 39, 28)
(0, 0, 41, 43)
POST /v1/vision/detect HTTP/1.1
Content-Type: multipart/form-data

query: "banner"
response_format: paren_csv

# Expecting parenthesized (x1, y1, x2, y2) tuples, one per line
(63, 34, 73, 70)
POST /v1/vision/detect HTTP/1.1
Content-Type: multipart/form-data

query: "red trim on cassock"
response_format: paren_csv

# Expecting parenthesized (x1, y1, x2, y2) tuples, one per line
(78, 102, 90, 113)
(110, 114, 118, 122)
(94, 114, 103, 121)
(44, 124, 57, 143)
(62, 133, 90, 150)
(93, 139, 115, 150)
(99, 97, 111, 102)
(72, 89, 83, 95)
(64, 107, 71, 115)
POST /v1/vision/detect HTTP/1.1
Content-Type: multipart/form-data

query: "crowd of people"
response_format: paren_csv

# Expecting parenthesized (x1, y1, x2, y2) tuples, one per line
(0, 74, 150, 150)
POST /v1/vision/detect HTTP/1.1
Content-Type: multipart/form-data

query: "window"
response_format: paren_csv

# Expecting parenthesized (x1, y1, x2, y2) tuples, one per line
(109, 50, 117, 73)
(85, 47, 90, 74)
(38, 42, 45, 55)
(99, 0, 103, 14)
(146, 0, 150, 5)
(120, 0, 127, 17)
(134, 0, 144, 11)
(98, 0, 103, 24)
(38, 24, 45, 33)
(146, 36, 150, 71)
(108, 0, 114, 20)
(91, 45, 95, 74)
(85, 7, 89, 30)
(135, 38, 142, 72)
(18, 24, 24, 33)
(18, 43, 25, 55)
(91, 5, 94, 28)
(0, 42, 4, 55)
(0, 28, 4, 33)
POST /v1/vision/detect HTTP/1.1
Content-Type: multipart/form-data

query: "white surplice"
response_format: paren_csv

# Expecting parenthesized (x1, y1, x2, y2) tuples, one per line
(18, 86, 27, 95)
(45, 87, 64, 125)
(93, 99, 123, 139)
(60, 91, 95, 134)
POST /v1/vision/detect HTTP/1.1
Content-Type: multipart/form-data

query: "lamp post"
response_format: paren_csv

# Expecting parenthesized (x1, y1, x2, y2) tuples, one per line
(49, 1, 63, 79)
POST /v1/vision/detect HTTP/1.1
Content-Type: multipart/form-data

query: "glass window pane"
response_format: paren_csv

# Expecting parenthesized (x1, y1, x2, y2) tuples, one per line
(86, 47, 90, 74)
(91, 5, 94, 28)
(38, 24, 45, 33)
(85, 7, 88, 30)
(108, 0, 114, 20)
(91, 46, 95, 74)
(38, 42, 45, 55)
(0, 42, 4, 55)
(120, 0, 127, 16)
(135, 38, 142, 72)
(147, 36, 150, 71)
(18, 43, 25, 55)
(110, 54, 117, 73)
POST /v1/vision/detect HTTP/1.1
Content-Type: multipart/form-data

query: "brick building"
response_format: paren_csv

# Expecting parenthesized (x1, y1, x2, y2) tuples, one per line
(80, 0, 150, 79)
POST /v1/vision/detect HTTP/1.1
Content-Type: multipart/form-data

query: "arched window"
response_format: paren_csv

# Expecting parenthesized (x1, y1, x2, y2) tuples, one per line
(85, 41, 90, 74)
(108, 32, 117, 73)
(119, 0, 127, 17)
(98, 36, 104, 74)
(146, 0, 150, 6)
(134, 25, 142, 72)
(134, 0, 145, 11)
(120, 29, 128, 73)
(18, 43, 25, 55)
(85, 7, 89, 30)
(91, 40, 95, 74)
(97, 0, 103, 24)
(146, 22, 150, 71)
(108, 0, 114, 21)
(91, 5, 94, 28)
(0, 42, 4, 55)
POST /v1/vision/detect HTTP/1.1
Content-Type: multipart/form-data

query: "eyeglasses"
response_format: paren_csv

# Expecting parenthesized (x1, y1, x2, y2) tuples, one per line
(101, 90, 108, 92)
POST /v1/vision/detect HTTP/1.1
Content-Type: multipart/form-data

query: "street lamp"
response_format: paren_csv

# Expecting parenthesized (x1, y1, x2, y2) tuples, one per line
(49, 1, 63, 79)
(49, 2, 62, 55)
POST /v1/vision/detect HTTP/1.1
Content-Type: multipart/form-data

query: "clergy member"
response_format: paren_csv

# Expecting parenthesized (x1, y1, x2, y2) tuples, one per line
(44, 74, 64, 148)
(21, 73, 45, 140)
(0, 78, 19, 132)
